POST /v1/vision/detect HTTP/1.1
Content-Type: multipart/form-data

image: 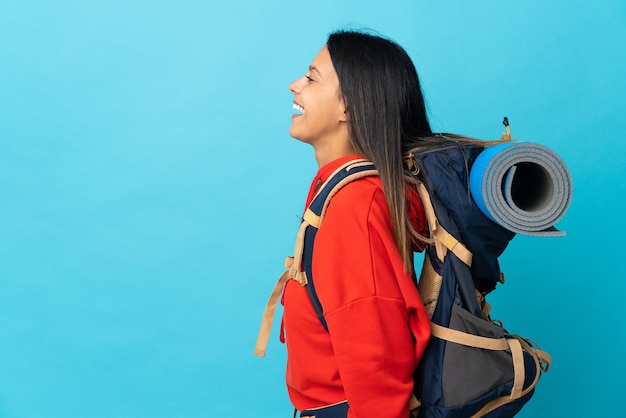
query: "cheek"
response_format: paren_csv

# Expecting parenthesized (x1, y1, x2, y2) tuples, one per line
(326, 99, 345, 120)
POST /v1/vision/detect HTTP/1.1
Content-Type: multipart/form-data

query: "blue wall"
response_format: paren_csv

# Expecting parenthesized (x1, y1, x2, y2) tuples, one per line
(1, 1, 624, 416)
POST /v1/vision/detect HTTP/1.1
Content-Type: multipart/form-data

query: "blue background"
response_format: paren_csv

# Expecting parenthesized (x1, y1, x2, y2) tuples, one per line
(1, 1, 624, 417)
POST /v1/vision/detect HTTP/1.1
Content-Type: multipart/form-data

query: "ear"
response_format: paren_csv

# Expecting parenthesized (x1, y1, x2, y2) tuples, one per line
(338, 100, 348, 122)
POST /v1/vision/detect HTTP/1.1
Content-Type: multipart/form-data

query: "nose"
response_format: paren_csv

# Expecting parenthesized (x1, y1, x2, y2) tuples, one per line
(289, 76, 305, 94)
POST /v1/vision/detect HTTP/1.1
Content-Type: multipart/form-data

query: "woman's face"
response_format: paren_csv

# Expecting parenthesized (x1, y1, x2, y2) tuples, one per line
(288, 46, 347, 147)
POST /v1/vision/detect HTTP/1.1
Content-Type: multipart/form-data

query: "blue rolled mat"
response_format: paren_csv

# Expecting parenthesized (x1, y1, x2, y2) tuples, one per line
(469, 142, 572, 236)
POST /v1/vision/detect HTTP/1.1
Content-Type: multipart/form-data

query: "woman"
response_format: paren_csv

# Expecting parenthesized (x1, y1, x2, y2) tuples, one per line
(281, 30, 436, 417)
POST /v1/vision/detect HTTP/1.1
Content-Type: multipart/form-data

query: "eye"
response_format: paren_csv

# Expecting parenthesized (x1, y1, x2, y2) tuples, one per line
(304, 75, 314, 82)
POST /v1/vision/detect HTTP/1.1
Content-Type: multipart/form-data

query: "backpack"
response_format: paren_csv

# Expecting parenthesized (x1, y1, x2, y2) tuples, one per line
(254, 143, 557, 418)
(409, 143, 552, 417)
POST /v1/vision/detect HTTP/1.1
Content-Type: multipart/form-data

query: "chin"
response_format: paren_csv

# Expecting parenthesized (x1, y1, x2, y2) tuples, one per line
(289, 129, 308, 144)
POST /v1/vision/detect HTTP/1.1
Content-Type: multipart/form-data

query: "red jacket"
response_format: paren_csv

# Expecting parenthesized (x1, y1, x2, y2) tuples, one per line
(281, 155, 432, 418)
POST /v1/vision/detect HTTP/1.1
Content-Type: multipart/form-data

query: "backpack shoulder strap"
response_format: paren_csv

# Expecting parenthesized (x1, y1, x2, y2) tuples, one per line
(254, 159, 377, 356)
(286, 159, 377, 283)
(290, 159, 377, 329)
(309, 159, 378, 226)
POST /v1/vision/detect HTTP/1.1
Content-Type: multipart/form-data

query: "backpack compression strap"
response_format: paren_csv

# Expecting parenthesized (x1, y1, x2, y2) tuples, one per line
(416, 182, 472, 266)
(469, 336, 552, 418)
(254, 159, 377, 357)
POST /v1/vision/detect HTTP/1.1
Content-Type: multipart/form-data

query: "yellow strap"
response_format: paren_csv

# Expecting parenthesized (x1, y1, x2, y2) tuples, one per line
(431, 324, 533, 404)
(433, 227, 473, 266)
(469, 335, 549, 417)
(255, 159, 377, 358)
(320, 169, 378, 223)
(415, 182, 473, 266)
(288, 222, 309, 286)
(430, 323, 510, 351)
(254, 270, 289, 357)
(409, 394, 421, 412)
(284, 256, 306, 284)
(415, 182, 438, 241)
(310, 158, 369, 202)
(470, 394, 512, 418)
(290, 162, 377, 285)
(536, 349, 552, 372)
(507, 337, 525, 399)
(284, 256, 294, 269)
(519, 337, 552, 372)
(516, 337, 549, 384)
(345, 160, 374, 170)
(303, 208, 320, 228)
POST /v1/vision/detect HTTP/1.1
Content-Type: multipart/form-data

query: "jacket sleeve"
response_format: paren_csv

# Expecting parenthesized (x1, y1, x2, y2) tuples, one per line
(312, 181, 425, 418)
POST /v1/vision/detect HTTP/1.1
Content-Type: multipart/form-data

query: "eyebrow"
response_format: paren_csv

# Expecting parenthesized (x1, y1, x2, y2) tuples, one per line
(308, 65, 323, 78)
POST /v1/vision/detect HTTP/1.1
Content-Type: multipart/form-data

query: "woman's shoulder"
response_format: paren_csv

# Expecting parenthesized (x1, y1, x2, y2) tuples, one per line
(324, 176, 387, 221)
(334, 174, 383, 200)
(324, 174, 427, 246)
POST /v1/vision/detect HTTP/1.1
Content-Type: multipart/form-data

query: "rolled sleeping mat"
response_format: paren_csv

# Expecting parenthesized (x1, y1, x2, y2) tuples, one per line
(469, 142, 572, 236)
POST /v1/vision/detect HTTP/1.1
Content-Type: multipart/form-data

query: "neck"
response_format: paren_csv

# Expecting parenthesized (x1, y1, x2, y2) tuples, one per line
(312, 131, 356, 168)
(314, 145, 357, 167)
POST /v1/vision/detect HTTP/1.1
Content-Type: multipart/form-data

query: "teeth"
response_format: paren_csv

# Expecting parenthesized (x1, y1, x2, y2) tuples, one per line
(292, 103, 305, 114)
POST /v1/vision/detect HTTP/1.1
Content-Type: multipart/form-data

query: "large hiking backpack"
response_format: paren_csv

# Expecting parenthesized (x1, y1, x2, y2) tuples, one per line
(254, 144, 553, 418)
(409, 144, 551, 417)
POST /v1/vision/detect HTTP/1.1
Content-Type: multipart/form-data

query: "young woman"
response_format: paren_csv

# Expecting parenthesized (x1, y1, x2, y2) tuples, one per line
(280, 30, 437, 418)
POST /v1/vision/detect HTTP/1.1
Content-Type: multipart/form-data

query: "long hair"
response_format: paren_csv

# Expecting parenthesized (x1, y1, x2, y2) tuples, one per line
(326, 30, 435, 274)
